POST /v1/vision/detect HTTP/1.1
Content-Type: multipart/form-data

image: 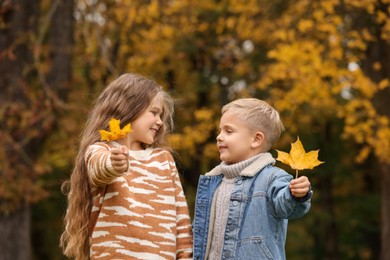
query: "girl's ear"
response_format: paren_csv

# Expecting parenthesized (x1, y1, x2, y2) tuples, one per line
(251, 131, 265, 149)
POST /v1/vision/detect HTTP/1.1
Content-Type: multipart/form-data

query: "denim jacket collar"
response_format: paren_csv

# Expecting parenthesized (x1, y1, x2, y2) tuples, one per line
(205, 152, 276, 177)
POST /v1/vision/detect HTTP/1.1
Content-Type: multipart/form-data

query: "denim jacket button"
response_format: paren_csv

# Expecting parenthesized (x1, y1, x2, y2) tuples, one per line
(232, 201, 239, 206)
(228, 225, 235, 231)
(236, 179, 243, 184)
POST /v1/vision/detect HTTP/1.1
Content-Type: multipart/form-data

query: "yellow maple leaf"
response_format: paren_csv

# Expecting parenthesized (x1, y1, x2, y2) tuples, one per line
(98, 118, 132, 141)
(276, 137, 324, 178)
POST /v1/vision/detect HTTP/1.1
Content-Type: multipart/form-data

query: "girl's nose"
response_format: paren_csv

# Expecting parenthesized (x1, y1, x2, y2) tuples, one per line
(156, 115, 163, 126)
(216, 133, 222, 141)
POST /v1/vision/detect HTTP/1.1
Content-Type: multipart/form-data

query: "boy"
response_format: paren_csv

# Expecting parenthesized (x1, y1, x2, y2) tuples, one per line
(193, 98, 312, 260)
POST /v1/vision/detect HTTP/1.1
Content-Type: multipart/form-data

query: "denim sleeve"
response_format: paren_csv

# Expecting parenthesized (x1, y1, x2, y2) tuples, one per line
(267, 169, 311, 220)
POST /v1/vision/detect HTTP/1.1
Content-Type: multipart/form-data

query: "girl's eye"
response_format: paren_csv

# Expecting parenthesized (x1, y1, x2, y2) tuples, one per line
(151, 110, 163, 118)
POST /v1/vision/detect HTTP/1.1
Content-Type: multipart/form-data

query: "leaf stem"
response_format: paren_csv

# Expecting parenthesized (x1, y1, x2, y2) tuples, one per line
(295, 169, 298, 179)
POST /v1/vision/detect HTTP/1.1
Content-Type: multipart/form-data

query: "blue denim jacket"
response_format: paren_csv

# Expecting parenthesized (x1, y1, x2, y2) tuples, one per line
(193, 153, 311, 260)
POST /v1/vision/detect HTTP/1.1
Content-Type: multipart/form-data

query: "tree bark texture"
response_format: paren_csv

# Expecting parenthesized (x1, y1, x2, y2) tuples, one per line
(0, 205, 31, 260)
(47, 0, 74, 100)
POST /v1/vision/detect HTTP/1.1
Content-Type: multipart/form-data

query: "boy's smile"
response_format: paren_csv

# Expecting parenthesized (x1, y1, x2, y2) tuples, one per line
(217, 144, 228, 152)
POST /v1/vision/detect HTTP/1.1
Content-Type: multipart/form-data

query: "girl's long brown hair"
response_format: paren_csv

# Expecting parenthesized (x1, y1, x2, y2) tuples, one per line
(59, 73, 174, 259)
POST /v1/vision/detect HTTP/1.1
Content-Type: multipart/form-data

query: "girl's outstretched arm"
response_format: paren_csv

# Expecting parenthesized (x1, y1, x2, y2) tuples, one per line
(85, 142, 127, 187)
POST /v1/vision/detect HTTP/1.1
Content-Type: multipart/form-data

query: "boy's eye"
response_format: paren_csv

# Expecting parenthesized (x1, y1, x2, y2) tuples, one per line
(219, 128, 233, 134)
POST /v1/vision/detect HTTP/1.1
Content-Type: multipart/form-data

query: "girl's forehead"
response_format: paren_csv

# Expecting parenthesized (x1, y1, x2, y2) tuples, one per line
(150, 94, 163, 108)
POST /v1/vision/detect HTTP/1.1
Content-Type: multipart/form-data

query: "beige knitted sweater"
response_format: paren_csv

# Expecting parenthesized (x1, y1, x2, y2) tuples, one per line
(86, 141, 193, 259)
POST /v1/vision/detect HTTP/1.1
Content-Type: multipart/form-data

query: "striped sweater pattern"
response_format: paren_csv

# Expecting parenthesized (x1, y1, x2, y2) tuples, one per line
(86, 142, 193, 259)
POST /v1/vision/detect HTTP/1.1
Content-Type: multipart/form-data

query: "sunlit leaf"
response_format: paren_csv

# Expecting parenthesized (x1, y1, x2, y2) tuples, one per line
(98, 118, 132, 141)
(276, 137, 324, 177)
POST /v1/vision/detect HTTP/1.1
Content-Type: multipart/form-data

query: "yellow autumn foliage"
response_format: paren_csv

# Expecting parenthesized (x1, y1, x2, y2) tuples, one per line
(73, 0, 390, 168)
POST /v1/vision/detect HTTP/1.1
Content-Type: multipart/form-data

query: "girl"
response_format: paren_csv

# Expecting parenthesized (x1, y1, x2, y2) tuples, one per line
(60, 73, 193, 259)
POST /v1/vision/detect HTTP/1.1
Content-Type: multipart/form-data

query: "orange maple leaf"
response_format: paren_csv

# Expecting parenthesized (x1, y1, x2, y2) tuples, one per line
(276, 137, 324, 178)
(98, 118, 132, 141)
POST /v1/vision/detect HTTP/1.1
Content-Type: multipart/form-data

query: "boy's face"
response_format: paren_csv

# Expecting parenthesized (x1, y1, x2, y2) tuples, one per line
(217, 111, 262, 165)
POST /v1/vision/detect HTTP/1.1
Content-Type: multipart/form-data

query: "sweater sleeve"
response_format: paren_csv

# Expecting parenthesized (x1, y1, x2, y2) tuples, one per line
(166, 153, 193, 259)
(267, 169, 311, 220)
(85, 142, 123, 187)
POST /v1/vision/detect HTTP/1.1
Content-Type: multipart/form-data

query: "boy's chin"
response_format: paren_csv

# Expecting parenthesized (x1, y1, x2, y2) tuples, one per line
(220, 157, 235, 165)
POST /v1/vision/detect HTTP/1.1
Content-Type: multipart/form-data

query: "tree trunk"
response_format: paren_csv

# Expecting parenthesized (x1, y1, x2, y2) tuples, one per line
(0, 205, 31, 260)
(46, 0, 74, 101)
(0, 0, 39, 258)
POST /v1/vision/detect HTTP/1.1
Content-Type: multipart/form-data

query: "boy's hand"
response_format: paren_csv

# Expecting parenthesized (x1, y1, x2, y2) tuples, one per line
(110, 146, 129, 173)
(289, 176, 311, 198)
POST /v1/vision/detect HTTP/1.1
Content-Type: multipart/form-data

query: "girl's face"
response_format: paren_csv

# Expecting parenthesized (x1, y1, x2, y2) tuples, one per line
(216, 111, 259, 164)
(127, 96, 163, 150)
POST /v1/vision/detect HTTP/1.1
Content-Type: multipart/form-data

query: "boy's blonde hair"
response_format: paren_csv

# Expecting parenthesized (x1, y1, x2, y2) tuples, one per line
(222, 98, 285, 150)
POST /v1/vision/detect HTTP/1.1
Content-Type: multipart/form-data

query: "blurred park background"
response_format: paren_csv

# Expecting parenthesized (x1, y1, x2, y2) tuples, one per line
(1, 0, 390, 259)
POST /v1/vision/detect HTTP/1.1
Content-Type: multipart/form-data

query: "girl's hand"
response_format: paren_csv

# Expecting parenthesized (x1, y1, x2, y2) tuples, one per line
(290, 176, 311, 198)
(110, 146, 129, 173)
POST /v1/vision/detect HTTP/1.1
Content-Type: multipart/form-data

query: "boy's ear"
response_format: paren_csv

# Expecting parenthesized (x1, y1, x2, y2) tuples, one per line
(251, 131, 265, 149)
